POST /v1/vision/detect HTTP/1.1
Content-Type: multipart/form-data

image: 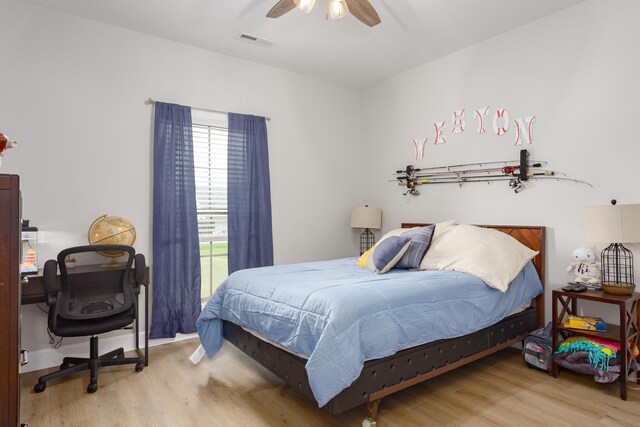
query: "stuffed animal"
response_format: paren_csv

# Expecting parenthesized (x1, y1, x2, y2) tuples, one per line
(566, 247, 600, 285)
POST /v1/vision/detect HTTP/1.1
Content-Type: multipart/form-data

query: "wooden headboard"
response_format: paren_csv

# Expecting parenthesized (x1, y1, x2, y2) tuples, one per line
(402, 223, 546, 327)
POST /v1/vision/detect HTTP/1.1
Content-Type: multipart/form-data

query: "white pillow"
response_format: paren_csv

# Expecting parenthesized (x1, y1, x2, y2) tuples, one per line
(419, 224, 538, 292)
(431, 220, 457, 241)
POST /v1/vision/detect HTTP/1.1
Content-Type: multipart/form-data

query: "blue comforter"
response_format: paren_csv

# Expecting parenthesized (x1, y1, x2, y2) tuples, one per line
(197, 258, 542, 407)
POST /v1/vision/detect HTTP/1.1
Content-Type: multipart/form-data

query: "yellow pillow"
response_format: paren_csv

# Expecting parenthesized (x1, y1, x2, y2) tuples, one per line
(357, 245, 377, 268)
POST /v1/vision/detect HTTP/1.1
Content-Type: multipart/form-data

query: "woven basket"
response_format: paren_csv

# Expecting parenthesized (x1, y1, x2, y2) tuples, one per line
(601, 282, 636, 296)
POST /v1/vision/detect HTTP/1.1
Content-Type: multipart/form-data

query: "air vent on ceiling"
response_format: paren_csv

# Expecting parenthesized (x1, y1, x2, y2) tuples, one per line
(238, 33, 277, 48)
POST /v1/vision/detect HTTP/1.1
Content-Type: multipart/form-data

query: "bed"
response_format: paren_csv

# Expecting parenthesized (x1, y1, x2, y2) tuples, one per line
(197, 223, 545, 424)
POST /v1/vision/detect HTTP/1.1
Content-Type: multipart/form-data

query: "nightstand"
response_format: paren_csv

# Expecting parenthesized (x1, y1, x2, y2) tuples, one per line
(551, 288, 640, 400)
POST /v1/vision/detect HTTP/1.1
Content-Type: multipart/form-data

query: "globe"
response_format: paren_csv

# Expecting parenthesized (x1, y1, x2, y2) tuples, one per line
(88, 214, 136, 266)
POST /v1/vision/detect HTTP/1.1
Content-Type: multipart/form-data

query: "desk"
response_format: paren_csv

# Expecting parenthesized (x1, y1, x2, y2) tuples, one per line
(21, 264, 150, 366)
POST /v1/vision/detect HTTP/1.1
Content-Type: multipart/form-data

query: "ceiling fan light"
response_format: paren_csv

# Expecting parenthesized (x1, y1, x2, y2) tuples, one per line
(294, 0, 316, 14)
(327, 0, 349, 20)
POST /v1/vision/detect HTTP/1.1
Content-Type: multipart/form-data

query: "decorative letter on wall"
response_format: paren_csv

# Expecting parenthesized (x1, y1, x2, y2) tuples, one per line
(434, 121, 447, 145)
(474, 106, 489, 134)
(452, 109, 465, 134)
(408, 106, 537, 158)
(493, 109, 510, 136)
(413, 138, 428, 160)
(514, 116, 536, 146)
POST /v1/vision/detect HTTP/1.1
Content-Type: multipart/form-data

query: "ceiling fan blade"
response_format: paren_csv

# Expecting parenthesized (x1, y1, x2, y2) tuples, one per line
(345, 0, 381, 27)
(267, 0, 297, 18)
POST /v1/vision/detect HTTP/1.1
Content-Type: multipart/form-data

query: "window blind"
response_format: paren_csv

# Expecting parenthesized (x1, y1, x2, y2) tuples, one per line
(193, 123, 228, 242)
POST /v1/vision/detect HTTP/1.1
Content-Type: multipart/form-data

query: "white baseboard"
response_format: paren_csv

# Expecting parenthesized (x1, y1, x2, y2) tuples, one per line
(21, 332, 199, 373)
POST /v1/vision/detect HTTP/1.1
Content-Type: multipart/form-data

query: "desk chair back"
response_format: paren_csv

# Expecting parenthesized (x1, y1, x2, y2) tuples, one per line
(48, 245, 136, 322)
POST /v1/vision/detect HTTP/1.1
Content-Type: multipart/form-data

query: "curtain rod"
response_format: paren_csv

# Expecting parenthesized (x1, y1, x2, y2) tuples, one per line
(145, 98, 271, 121)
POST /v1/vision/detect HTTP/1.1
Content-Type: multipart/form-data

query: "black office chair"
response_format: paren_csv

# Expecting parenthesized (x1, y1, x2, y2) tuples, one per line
(34, 245, 146, 394)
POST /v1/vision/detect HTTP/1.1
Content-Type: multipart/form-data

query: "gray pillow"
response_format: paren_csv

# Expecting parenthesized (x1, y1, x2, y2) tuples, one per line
(395, 225, 435, 269)
(367, 235, 412, 274)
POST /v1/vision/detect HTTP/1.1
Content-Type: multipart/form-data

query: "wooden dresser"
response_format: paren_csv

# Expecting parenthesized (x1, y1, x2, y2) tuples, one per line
(0, 174, 21, 426)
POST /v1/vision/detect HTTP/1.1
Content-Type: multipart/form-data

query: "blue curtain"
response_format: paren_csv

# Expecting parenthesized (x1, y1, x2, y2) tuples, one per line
(150, 102, 201, 339)
(228, 113, 274, 274)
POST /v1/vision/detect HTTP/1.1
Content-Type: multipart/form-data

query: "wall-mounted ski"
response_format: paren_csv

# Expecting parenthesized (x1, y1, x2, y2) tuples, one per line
(394, 149, 593, 196)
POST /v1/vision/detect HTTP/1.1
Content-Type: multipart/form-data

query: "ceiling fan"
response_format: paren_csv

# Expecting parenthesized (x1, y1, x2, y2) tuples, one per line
(267, 0, 381, 27)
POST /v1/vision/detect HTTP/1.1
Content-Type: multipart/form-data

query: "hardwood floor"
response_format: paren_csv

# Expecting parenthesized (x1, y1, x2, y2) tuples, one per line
(21, 338, 640, 426)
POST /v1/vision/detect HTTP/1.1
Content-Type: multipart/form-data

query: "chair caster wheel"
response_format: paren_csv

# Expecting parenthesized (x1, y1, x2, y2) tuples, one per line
(87, 383, 98, 393)
(362, 418, 377, 427)
(34, 382, 46, 393)
(135, 362, 144, 372)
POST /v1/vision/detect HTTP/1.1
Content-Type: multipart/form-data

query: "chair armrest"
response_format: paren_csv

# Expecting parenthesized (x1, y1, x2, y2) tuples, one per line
(48, 291, 62, 330)
(134, 254, 147, 284)
(43, 259, 58, 307)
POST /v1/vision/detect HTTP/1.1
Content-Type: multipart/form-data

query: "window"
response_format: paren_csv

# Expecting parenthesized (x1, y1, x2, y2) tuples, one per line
(193, 117, 228, 300)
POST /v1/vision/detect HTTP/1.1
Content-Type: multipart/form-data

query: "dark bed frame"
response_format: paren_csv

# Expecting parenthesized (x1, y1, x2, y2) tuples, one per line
(223, 224, 545, 422)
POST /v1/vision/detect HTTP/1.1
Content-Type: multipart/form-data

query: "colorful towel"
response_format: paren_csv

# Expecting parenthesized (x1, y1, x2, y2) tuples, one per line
(555, 336, 617, 371)
(589, 337, 621, 353)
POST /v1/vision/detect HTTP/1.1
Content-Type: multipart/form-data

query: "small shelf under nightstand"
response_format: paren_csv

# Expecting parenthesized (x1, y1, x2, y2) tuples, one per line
(551, 288, 640, 400)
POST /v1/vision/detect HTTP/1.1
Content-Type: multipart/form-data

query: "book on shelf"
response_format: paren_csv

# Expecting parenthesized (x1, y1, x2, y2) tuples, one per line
(564, 315, 607, 332)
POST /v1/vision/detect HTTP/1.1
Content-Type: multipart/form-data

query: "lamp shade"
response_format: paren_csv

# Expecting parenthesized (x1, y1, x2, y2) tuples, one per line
(351, 206, 381, 229)
(584, 203, 640, 243)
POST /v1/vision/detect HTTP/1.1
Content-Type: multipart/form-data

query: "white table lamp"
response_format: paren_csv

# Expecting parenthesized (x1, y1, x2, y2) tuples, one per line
(351, 206, 382, 255)
(584, 200, 640, 293)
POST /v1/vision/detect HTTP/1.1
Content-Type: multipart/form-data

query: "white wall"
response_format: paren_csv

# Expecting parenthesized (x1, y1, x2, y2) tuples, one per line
(362, 0, 640, 322)
(0, 0, 362, 369)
